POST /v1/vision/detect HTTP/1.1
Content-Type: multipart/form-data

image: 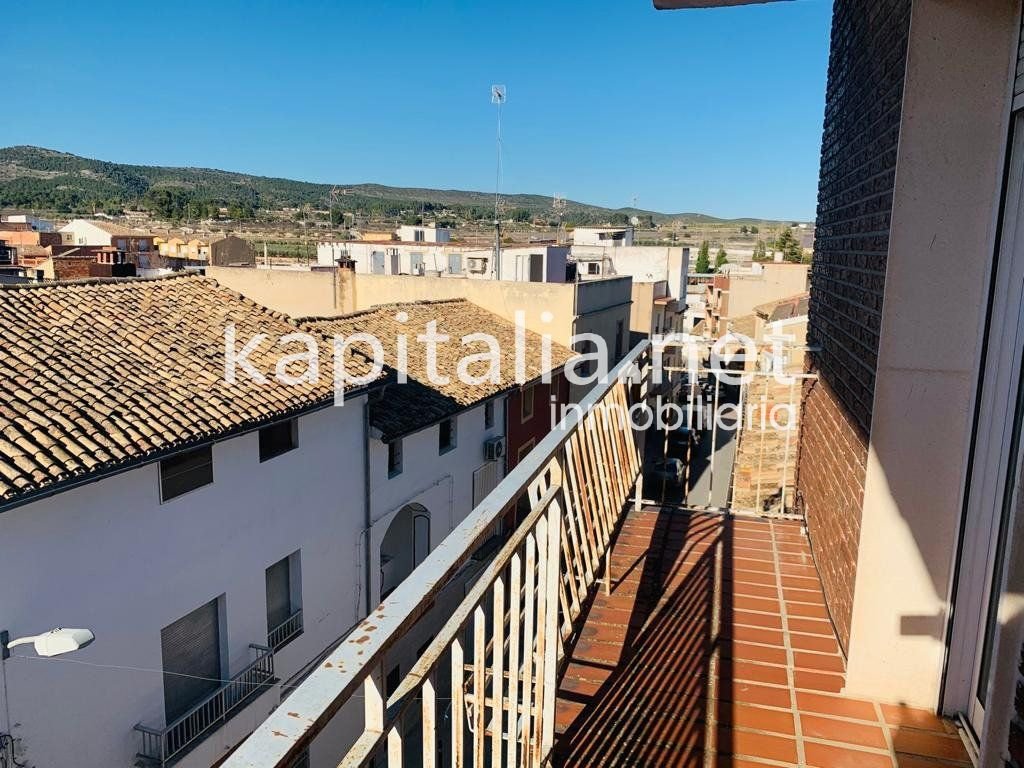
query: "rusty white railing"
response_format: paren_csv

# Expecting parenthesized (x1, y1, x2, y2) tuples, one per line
(223, 343, 651, 768)
(135, 644, 275, 766)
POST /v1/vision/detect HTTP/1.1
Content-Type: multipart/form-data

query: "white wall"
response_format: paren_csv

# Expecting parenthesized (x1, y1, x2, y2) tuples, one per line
(572, 227, 634, 247)
(58, 220, 112, 246)
(0, 402, 368, 768)
(364, 399, 506, 697)
(571, 245, 689, 299)
(366, 400, 506, 606)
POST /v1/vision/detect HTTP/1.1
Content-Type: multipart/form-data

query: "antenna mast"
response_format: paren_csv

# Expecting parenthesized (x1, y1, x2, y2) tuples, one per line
(491, 84, 506, 279)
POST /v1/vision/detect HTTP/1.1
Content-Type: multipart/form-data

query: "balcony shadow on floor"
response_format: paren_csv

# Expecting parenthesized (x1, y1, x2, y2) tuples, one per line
(554, 506, 735, 767)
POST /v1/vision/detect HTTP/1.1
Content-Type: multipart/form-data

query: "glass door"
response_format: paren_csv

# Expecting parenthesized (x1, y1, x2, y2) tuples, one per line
(948, 111, 1024, 736)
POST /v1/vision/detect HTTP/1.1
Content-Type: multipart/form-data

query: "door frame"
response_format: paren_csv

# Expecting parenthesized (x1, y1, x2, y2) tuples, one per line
(944, 111, 1024, 735)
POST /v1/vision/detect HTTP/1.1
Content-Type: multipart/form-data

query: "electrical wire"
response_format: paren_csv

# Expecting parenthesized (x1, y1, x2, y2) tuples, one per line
(7, 654, 458, 702)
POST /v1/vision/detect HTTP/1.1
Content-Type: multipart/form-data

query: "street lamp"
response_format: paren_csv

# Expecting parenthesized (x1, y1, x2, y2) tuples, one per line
(1, 628, 95, 659)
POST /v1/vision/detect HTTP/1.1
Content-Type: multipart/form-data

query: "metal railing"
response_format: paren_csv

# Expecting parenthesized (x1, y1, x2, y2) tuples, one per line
(222, 343, 651, 768)
(135, 644, 275, 767)
(268, 609, 304, 651)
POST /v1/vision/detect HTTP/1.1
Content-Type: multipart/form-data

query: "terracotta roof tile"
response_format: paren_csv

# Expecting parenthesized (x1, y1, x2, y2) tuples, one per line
(301, 299, 575, 441)
(0, 274, 380, 507)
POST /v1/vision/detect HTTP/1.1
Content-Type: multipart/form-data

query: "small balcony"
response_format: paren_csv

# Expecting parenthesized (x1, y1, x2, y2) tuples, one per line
(135, 644, 275, 767)
(221, 343, 970, 768)
(268, 609, 303, 652)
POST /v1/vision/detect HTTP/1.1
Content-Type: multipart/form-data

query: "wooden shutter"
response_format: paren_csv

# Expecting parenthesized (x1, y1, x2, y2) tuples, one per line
(161, 598, 221, 723)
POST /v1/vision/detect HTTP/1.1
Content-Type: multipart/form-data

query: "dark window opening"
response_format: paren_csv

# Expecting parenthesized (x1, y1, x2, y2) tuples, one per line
(259, 419, 297, 462)
(160, 446, 213, 502)
(388, 439, 403, 478)
(439, 418, 456, 454)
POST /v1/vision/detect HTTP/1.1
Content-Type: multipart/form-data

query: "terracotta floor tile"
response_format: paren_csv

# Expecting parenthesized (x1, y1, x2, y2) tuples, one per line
(800, 713, 889, 749)
(731, 660, 790, 687)
(787, 617, 834, 636)
(724, 703, 796, 736)
(789, 632, 840, 654)
(792, 650, 845, 674)
(894, 754, 970, 768)
(718, 728, 798, 763)
(793, 669, 845, 693)
(796, 691, 878, 721)
(552, 509, 965, 768)
(889, 728, 969, 762)
(731, 641, 788, 666)
(804, 742, 895, 768)
(725, 681, 794, 709)
(880, 704, 959, 735)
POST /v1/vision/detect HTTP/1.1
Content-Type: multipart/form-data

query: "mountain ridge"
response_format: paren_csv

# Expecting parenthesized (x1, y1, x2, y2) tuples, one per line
(0, 145, 789, 226)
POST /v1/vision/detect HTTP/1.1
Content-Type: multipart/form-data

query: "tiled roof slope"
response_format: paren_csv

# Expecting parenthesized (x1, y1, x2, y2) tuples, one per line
(754, 293, 810, 323)
(301, 299, 575, 441)
(0, 274, 379, 506)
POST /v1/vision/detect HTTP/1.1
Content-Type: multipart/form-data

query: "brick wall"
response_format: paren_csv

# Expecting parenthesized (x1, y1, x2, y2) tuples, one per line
(798, 0, 911, 652)
(797, 375, 867, 652)
(808, 0, 911, 432)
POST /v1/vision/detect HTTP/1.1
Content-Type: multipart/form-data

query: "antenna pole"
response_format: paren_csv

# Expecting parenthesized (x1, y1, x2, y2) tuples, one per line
(491, 85, 506, 279)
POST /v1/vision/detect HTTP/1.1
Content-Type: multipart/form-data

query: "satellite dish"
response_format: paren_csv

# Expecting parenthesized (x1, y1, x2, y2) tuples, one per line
(491, 85, 507, 104)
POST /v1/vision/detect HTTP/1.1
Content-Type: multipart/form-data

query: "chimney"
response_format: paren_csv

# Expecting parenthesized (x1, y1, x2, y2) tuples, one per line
(335, 255, 357, 314)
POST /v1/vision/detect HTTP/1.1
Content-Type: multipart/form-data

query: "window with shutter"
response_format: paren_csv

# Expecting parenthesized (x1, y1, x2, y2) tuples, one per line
(161, 598, 222, 723)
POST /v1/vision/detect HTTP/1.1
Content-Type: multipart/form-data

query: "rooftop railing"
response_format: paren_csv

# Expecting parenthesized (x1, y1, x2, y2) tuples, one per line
(223, 343, 652, 768)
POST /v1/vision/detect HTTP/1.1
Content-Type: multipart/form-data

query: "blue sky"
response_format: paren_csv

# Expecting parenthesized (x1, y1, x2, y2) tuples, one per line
(2, 1, 832, 220)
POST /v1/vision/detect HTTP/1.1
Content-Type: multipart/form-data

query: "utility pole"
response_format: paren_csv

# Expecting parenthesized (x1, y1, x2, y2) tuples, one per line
(491, 85, 506, 279)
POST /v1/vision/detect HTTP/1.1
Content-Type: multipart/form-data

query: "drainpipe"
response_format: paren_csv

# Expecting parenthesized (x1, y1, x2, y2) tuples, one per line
(362, 396, 374, 618)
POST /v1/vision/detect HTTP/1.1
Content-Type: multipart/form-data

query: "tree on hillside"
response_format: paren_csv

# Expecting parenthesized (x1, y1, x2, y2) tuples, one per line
(715, 247, 728, 271)
(752, 239, 769, 262)
(750, 225, 759, 234)
(695, 240, 710, 273)
(774, 227, 804, 263)
(739, 225, 748, 235)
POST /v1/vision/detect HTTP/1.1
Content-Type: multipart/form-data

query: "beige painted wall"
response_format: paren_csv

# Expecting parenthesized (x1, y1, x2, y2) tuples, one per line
(724, 264, 809, 321)
(207, 266, 342, 317)
(209, 267, 633, 358)
(844, 0, 1018, 710)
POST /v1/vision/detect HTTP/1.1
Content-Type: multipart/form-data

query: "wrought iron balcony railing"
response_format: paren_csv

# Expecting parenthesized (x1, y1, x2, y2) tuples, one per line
(268, 609, 304, 651)
(135, 643, 275, 767)
(222, 343, 652, 768)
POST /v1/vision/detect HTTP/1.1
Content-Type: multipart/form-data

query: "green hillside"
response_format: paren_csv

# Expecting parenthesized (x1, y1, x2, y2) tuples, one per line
(0, 145, 790, 227)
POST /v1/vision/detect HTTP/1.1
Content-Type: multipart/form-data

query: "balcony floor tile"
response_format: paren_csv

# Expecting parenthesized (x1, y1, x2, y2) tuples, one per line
(553, 508, 971, 768)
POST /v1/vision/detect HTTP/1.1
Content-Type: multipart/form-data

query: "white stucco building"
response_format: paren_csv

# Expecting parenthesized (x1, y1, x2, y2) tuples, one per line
(0, 274, 385, 768)
(316, 240, 570, 283)
(571, 225, 634, 248)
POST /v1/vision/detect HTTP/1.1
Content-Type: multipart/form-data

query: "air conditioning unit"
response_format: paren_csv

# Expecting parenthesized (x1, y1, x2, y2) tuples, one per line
(484, 436, 506, 461)
(467, 256, 488, 273)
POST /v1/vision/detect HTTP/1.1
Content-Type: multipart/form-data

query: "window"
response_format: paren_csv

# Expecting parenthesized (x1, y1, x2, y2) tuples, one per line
(161, 597, 222, 722)
(259, 418, 297, 462)
(587, 262, 600, 275)
(266, 552, 302, 650)
(521, 384, 535, 422)
(439, 418, 456, 453)
(448, 253, 463, 274)
(388, 439, 403, 478)
(160, 445, 213, 502)
(484, 400, 495, 429)
(414, 229, 425, 242)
